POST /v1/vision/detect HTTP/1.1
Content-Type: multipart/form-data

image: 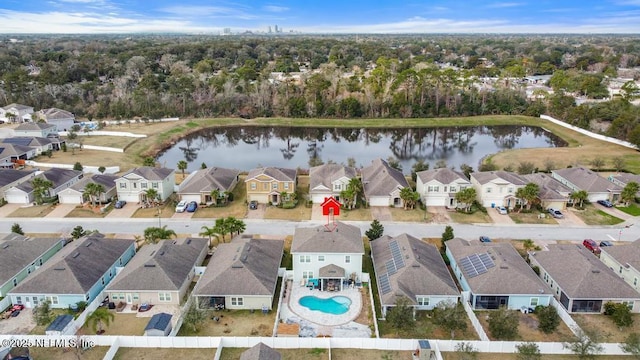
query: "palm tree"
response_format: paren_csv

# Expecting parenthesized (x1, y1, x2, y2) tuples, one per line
(199, 225, 218, 247)
(31, 177, 53, 205)
(210, 189, 220, 205)
(516, 183, 540, 211)
(143, 225, 176, 244)
(570, 190, 589, 209)
(226, 217, 246, 236)
(399, 187, 419, 210)
(177, 160, 188, 177)
(86, 307, 114, 335)
(454, 187, 477, 212)
(84, 182, 105, 207)
(212, 218, 229, 243)
(621, 182, 640, 206)
(144, 188, 159, 206)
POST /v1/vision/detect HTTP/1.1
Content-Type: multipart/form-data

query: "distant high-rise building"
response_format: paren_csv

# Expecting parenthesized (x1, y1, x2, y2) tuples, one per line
(268, 26, 272, 33)
(223, 28, 231, 35)
(274, 24, 279, 33)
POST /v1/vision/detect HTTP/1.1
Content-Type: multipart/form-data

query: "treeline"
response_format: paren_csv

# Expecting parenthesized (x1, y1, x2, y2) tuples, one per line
(0, 34, 639, 145)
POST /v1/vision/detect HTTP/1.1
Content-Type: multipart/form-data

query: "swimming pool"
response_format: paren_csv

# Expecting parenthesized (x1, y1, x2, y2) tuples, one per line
(299, 295, 352, 315)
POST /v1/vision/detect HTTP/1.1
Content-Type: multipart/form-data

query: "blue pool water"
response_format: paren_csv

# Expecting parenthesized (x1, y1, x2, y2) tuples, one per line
(299, 296, 352, 315)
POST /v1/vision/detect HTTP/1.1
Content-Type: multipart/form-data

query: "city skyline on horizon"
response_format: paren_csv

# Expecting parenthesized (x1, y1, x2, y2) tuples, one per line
(0, 0, 639, 34)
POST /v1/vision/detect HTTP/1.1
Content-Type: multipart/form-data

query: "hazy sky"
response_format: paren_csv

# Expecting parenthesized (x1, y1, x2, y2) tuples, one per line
(1, 0, 640, 34)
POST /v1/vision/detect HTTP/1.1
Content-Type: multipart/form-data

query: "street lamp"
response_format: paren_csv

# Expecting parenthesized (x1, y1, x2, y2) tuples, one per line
(157, 208, 162, 228)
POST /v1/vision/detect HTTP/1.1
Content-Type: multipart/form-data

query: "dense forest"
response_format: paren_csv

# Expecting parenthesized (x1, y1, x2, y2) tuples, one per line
(1, 34, 640, 145)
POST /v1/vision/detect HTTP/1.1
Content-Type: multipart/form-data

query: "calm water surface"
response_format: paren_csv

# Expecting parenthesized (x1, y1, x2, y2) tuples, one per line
(156, 125, 566, 174)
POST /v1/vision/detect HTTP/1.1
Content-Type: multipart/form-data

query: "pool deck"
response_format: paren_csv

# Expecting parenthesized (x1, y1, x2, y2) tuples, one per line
(284, 283, 362, 327)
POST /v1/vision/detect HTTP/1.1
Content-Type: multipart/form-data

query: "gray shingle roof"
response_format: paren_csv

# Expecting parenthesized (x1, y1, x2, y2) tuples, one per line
(447, 238, 550, 295)
(4, 103, 32, 111)
(10, 234, 135, 295)
(179, 167, 239, 194)
(471, 171, 528, 186)
(361, 159, 408, 197)
(121, 167, 174, 181)
(552, 167, 623, 193)
(0, 143, 33, 157)
(38, 108, 74, 120)
(319, 264, 346, 278)
(68, 174, 117, 192)
(16, 168, 82, 192)
(144, 312, 172, 331)
(372, 234, 459, 306)
(0, 234, 63, 286)
(532, 244, 640, 299)
(2, 137, 52, 147)
(522, 173, 572, 201)
(193, 237, 283, 297)
(601, 239, 640, 273)
(417, 168, 469, 184)
(245, 167, 296, 182)
(610, 173, 640, 185)
(14, 123, 56, 131)
(107, 237, 208, 291)
(291, 221, 364, 254)
(309, 164, 356, 191)
(240, 343, 281, 360)
(0, 169, 35, 187)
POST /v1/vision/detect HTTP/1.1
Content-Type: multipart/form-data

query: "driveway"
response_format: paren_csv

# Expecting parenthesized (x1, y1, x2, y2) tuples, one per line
(0, 309, 36, 335)
(45, 203, 77, 218)
(105, 203, 138, 218)
(370, 206, 391, 221)
(597, 204, 637, 223)
(311, 204, 324, 221)
(171, 210, 193, 219)
(486, 207, 515, 225)
(427, 206, 452, 224)
(557, 208, 586, 226)
(0, 204, 21, 217)
(246, 203, 266, 219)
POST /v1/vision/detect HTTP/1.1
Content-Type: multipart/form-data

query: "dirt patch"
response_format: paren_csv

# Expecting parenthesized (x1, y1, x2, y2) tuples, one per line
(221, 348, 329, 360)
(25, 346, 109, 360)
(7, 204, 55, 217)
(80, 313, 148, 336)
(178, 309, 276, 337)
(114, 347, 216, 360)
(573, 313, 640, 343)
(476, 310, 576, 342)
(333, 349, 413, 360)
(354, 287, 373, 328)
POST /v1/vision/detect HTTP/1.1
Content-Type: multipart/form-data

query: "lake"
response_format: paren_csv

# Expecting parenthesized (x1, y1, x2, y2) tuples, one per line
(156, 125, 566, 174)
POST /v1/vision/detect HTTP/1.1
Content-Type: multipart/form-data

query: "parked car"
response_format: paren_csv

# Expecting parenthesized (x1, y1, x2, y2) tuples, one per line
(114, 200, 126, 209)
(497, 206, 508, 215)
(597, 199, 614, 208)
(249, 200, 258, 210)
(548, 208, 563, 219)
(175, 200, 188, 213)
(599, 240, 614, 247)
(479, 236, 491, 243)
(186, 201, 198, 212)
(583, 239, 601, 255)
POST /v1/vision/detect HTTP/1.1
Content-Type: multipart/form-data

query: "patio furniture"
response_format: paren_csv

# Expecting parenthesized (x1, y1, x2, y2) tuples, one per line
(116, 302, 126, 312)
(138, 303, 153, 312)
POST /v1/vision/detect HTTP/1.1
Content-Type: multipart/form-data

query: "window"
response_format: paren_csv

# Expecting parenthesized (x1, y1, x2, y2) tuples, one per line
(119, 183, 126, 189)
(16, 296, 22, 305)
(151, 182, 157, 189)
(318, 255, 325, 262)
(623, 301, 634, 309)
(443, 186, 448, 192)
(450, 186, 456, 193)
(133, 182, 137, 189)
(302, 271, 314, 280)
(556, 287, 560, 295)
(428, 186, 434, 192)
(231, 297, 244, 306)
(141, 183, 148, 189)
(272, 182, 278, 189)
(508, 187, 514, 193)
(417, 297, 430, 306)
(300, 255, 311, 263)
(13, 279, 17, 286)
(284, 182, 290, 190)
(85, 294, 90, 301)
(28, 267, 31, 274)
(101, 277, 105, 285)
(530, 298, 539, 307)
(634, 278, 638, 286)
(334, 184, 341, 191)
(32, 297, 39, 306)
(49, 296, 59, 305)
(345, 255, 351, 263)
(550, 280, 554, 288)
(620, 266, 623, 274)
(109, 270, 112, 278)
(39, 259, 43, 266)
(133, 294, 139, 301)
(159, 293, 171, 302)
(543, 273, 548, 281)
(486, 187, 492, 193)
(251, 182, 256, 190)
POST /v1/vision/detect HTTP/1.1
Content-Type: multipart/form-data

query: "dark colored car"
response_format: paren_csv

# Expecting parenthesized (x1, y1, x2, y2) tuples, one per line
(186, 201, 198, 212)
(600, 240, 614, 247)
(583, 239, 601, 255)
(249, 200, 258, 210)
(597, 199, 614, 208)
(479, 236, 491, 243)
(114, 200, 126, 209)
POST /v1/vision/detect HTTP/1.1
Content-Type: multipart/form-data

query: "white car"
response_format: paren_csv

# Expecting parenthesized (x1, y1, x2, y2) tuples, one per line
(175, 200, 188, 213)
(497, 206, 508, 215)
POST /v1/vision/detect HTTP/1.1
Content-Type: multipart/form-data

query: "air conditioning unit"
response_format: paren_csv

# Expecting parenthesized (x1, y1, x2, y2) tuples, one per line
(414, 340, 433, 360)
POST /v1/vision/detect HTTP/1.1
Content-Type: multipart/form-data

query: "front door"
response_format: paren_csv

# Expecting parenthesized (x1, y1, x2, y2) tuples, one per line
(126, 293, 132, 304)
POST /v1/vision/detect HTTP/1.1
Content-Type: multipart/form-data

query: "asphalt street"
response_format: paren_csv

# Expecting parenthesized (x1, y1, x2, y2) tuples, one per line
(2, 217, 638, 243)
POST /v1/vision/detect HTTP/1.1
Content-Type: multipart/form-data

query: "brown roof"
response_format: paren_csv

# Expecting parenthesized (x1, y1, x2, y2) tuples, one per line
(319, 264, 346, 278)
(178, 167, 240, 194)
(245, 167, 296, 182)
(372, 234, 459, 306)
(240, 343, 281, 360)
(522, 173, 572, 201)
(471, 171, 528, 186)
(193, 237, 284, 297)
(552, 167, 623, 193)
(38, 108, 74, 120)
(601, 239, 640, 273)
(447, 238, 550, 296)
(417, 168, 469, 184)
(361, 158, 408, 197)
(309, 164, 356, 191)
(532, 244, 640, 299)
(291, 221, 364, 254)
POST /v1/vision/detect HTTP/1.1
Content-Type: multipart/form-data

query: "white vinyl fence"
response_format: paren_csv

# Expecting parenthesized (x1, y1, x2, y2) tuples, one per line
(549, 297, 582, 336)
(460, 291, 489, 341)
(0, 297, 11, 312)
(25, 161, 119, 174)
(540, 115, 638, 150)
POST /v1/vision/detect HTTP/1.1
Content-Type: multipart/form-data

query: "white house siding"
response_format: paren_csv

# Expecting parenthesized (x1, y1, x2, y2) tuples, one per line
(369, 196, 392, 207)
(58, 190, 83, 204)
(224, 295, 273, 310)
(292, 253, 363, 284)
(5, 188, 31, 204)
(600, 252, 640, 293)
(311, 193, 330, 203)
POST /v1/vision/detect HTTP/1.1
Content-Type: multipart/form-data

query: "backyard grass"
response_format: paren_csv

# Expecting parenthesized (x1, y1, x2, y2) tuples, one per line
(616, 203, 640, 216)
(390, 207, 427, 222)
(443, 354, 637, 360)
(65, 205, 106, 218)
(192, 179, 248, 219)
(571, 206, 625, 226)
(509, 211, 558, 225)
(81, 134, 137, 148)
(338, 207, 373, 221)
(379, 310, 478, 340)
(113, 347, 216, 360)
(448, 211, 492, 224)
(27, 346, 109, 360)
(475, 310, 576, 342)
(333, 349, 413, 360)
(572, 313, 640, 343)
(220, 347, 329, 360)
(30, 309, 73, 335)
(7, 204, 55, 217)
(178, 309, 276, 337)
(80, 313, 148, 336)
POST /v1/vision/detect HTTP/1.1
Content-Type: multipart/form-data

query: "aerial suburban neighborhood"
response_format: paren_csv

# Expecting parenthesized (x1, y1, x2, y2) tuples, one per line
(0, 32, 640, 360)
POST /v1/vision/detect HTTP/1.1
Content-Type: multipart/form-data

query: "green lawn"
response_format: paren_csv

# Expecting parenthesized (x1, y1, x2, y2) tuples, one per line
(509, 211, 557, 224)
(448, 211, 492, 224)
(572, 206, 625, 225)
(616, 203, 640, 216)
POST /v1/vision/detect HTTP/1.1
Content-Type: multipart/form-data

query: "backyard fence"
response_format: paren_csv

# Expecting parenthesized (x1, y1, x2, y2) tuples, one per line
(549, 297, 582, 337)
(540, 115, 638, 150)
(0, 297, 11, 312)
(58, 131, 147, 138)
(25, 161, 119, 174)
(460, 291, 489, 341)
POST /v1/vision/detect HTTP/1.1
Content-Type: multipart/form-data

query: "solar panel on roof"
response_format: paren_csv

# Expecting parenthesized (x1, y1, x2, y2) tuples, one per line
(379, 273, 392, 294)
(385, 259, 397, 275)
(459, 252, 494, 278)
(479, 253, 495, 268)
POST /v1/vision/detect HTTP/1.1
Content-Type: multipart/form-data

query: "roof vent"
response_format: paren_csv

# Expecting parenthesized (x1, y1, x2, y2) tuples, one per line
(150, 251, 156, 257)
(54, 267, 65, 271)
(72, 252, 80, 258)
(247, 245, 251, 252)
(241, 254, 248, 262)
(2, 244, 9, 249)
(232, 262, 243, 268)
(186, 239, 192, 244)
(592, 269, 600, 273)
(144, 263, 156, 267)
(500, 265, 509, 269)
(85, 242, 92, 247)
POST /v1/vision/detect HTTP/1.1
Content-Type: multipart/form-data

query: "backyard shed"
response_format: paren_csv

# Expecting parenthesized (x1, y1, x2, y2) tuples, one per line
(144, 312, 172, 336)
(45, 314, 75, 335)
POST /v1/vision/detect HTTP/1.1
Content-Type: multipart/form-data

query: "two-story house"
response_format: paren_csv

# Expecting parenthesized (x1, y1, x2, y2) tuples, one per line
(115, 167, 175, 204)
(470, 171, 527, 209)
(245, 167, 297, 205)
(552, 167, 623, 203)
(0, 233, 65, 299)
(309, 163, 357, 204)
(361, 158, 408, 207)
(416, 168, 471, 208)
(5, 168, 83, 204)
(37, 107, 76, 131)
(0, 103, 33, 123)
(291, 222, 364, 291)
(599, 239, 640, 293)
(9, 233, 136, 309)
